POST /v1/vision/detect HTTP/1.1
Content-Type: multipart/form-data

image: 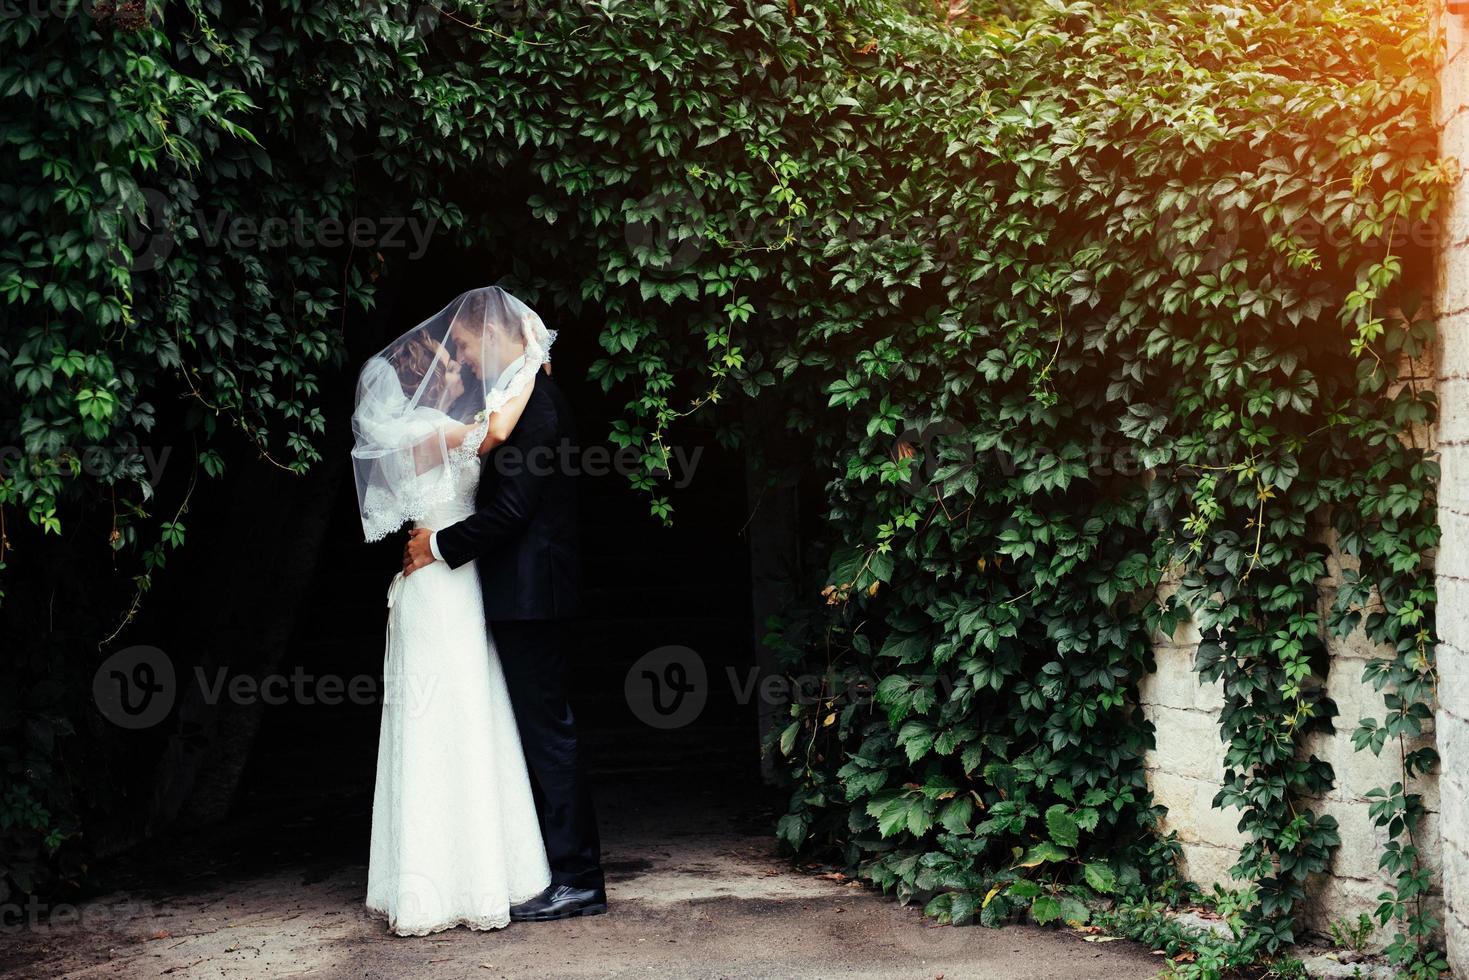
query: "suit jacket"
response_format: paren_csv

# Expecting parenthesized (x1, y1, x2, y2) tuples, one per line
(435, 376, 581, 621)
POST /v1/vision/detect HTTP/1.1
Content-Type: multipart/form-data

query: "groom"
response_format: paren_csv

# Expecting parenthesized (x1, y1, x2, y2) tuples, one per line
(402, 369, 607, 921)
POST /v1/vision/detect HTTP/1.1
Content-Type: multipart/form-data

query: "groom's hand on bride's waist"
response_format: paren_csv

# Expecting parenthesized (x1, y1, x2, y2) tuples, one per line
(403, 528, 437, 576)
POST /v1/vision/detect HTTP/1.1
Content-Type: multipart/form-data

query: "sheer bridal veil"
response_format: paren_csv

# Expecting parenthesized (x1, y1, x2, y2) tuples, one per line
(350, 286, 556, 542)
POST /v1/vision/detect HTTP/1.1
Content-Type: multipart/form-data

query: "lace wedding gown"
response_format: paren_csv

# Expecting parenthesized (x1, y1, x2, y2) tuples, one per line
(366, 435, 550, 936)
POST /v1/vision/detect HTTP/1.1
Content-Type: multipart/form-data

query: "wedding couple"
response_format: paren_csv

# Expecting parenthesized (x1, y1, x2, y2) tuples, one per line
(349, 286, 605, 937)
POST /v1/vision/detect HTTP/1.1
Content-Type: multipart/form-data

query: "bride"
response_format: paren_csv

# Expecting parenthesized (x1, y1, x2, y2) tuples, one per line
(350, 287, 554, 936)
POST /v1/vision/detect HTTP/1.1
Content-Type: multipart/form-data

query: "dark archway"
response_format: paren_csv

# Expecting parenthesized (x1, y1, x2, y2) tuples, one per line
(70, 227, 809, 902)
(195, 247, 781, 880)
(244, 311, 759, 777)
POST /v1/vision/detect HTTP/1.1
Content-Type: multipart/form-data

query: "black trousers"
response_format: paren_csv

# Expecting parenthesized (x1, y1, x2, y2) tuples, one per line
(490, 619, 604, 892)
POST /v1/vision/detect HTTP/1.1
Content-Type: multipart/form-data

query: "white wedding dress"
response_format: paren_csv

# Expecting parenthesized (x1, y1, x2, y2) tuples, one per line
(366, 436, 551, 936)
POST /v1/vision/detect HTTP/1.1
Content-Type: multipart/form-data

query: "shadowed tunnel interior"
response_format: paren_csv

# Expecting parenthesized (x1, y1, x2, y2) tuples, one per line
(246, 315, 765, 824)
(98, 250, 780, 893)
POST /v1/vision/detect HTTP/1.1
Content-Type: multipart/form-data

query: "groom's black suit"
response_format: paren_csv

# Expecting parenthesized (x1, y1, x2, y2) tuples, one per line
(434, 376, 604, 893)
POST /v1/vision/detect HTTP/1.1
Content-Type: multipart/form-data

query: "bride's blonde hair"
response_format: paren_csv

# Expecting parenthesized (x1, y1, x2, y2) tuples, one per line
(394, 332, 454, 404)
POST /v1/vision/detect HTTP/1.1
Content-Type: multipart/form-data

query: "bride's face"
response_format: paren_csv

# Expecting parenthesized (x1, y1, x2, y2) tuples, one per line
(430, 341, 465, 404)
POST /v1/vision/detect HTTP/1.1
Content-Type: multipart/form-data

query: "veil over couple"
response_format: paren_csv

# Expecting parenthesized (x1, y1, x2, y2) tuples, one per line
(350, 286, 605, 936)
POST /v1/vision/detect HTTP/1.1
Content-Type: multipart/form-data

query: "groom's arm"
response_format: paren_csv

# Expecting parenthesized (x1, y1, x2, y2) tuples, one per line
(430, 399, 561, 571)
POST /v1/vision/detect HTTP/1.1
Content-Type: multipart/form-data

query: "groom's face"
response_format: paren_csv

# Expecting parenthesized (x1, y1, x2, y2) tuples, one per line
(450, 322, 482, 380)
(473, 324, 524, 388)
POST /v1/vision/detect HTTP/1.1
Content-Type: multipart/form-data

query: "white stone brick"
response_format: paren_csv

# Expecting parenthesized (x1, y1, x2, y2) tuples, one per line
(1441, 770, 1468, 856)
(1193, 782, 1250, 845)
(1441, 704, 1469, 773)
(1140, 643, 1224, 714)
(1305, 732, 1429, 811)
(1441, 53, 1469, 129)
(1148, 769, 1249, 848)
(1144, 704, 1229, 781)
(1440, 643, 1469, 722)
(1437, 2, 1469, 941)
(1449, 104, 1469, 167)
(1438, 188, 1469, 256)
(1323, 623, 1395, 664)
(1444, 9, 1469, 70)
(1438, 312, 1469, 381)
(1303, 874, 1442, 942)
(1149, 586, 1204, 646)
(1150, 618, 1203, 648)
(1439, 580, 1469, 650)
(1300, 882, 1390, 951)
(1440, 446, 1469, 512)
(1439, 379, 1469, 446)
(1447, 18, 1469, 65)
(1438, 25, 1469, 964)
(1305, 797, 1443, 882)
(1441, 839, 1469, 975)
(1177, 842, 1240, 890)
(1439, 233, 1469, 317)
(1417, 757, 1443, 816)
(1146, 768, 1198, 838)
(1439, 512, 1469, 585)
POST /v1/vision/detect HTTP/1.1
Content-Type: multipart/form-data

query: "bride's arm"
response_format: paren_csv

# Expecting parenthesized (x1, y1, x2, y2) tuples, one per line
(419, 371, 561, 573)
(417, 363, 549, 461)
(436, 420, 479, 454)
(476, 366, 545, 455)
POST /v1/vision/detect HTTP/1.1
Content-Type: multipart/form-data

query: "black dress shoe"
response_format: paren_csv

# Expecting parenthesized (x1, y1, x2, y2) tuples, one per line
(510, 884, 608, 922)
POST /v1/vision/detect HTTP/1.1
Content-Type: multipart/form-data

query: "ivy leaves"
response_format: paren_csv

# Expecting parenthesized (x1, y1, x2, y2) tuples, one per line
(748, 0, 1445, 963)
(866, 777, 977, 839)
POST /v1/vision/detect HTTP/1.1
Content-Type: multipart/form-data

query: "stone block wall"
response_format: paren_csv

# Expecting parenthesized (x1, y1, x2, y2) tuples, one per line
(1141, 583, 1443, 942)
(1436, 4, 1469, 974)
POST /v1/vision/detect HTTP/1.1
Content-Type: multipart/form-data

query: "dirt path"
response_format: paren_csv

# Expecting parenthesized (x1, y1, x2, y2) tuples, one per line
(1, 779, 1163, 979)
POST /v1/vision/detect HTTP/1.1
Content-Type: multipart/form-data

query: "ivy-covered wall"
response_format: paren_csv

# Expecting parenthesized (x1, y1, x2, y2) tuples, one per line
(1144, 11, 1469, 936)
(766, 4, 1447, 971)
(1144, 558, 1443, 938)
(1433, 3, 1469, 974)
(1, 2, 1457, 974)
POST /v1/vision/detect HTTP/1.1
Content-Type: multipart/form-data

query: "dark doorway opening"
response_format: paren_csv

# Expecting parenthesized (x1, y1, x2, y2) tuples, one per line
(215, 269, 768, 883)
